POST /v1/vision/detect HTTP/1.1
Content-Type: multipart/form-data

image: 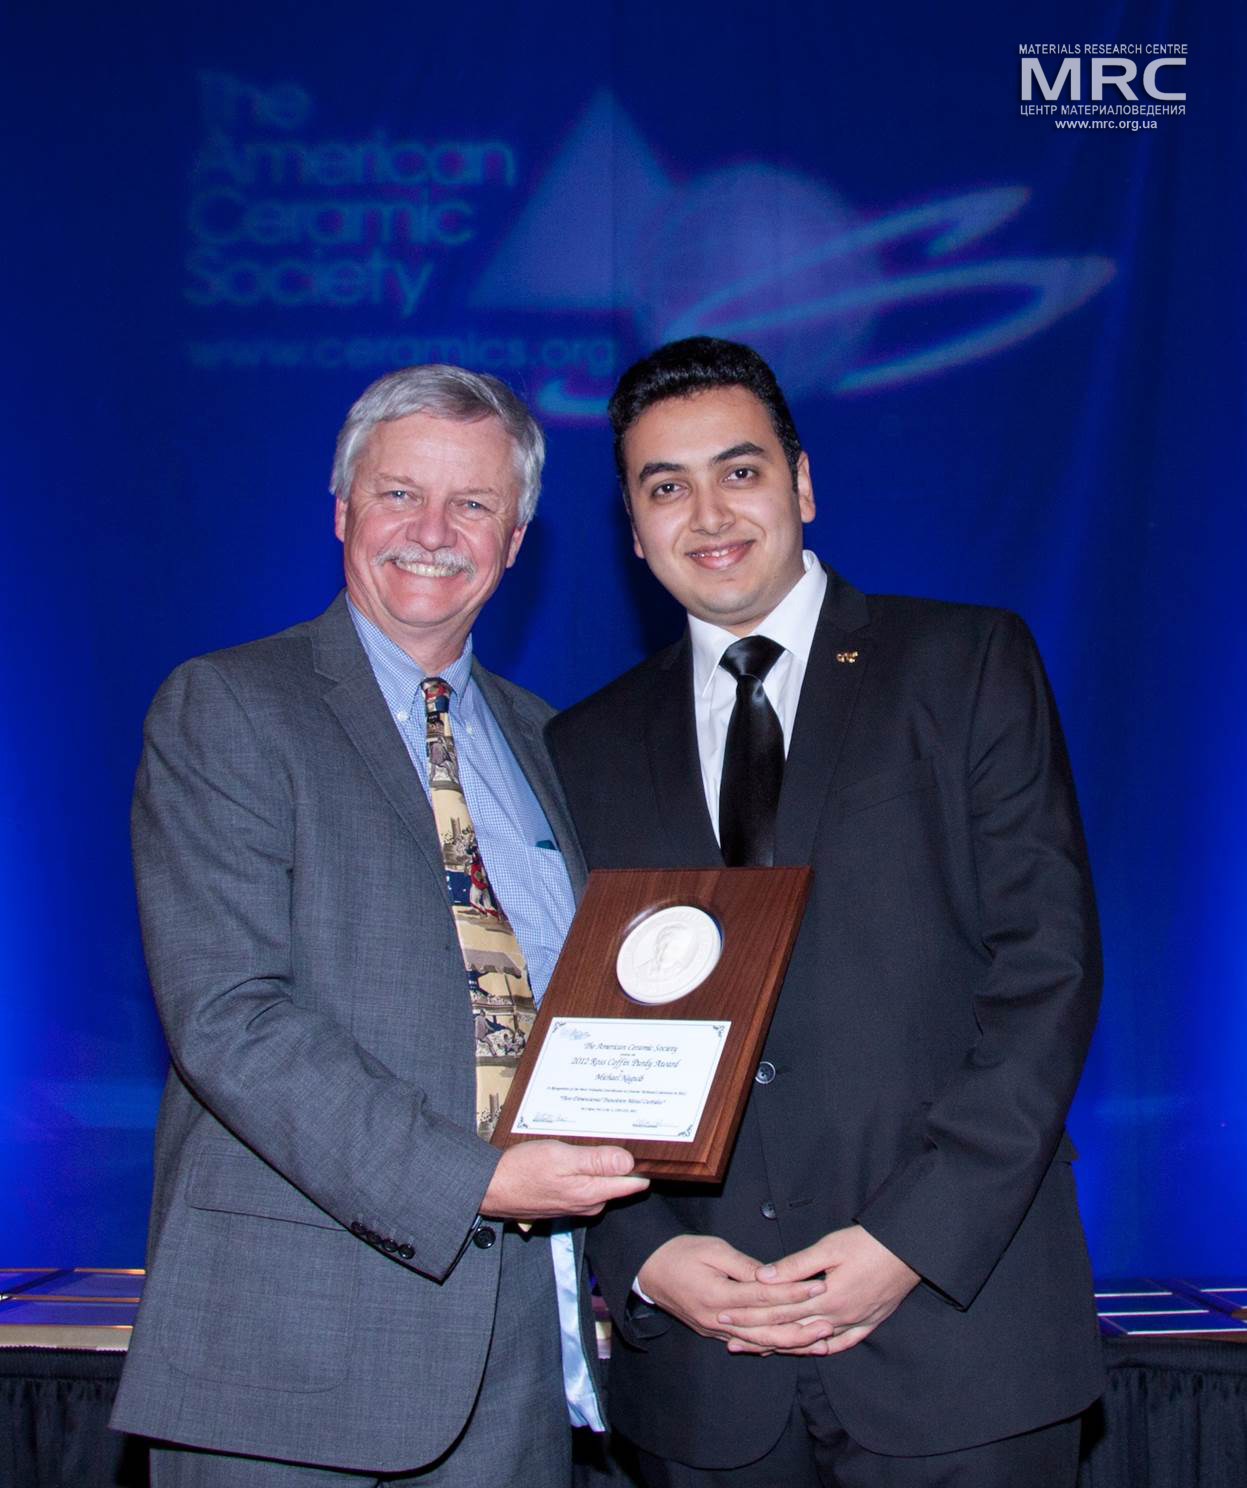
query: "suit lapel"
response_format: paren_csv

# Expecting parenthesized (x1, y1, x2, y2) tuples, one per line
(645, 635, 724, 867)
(774, 571, 873, 864)
(310, 594, 447, 887)
(472, 664, 588, 896)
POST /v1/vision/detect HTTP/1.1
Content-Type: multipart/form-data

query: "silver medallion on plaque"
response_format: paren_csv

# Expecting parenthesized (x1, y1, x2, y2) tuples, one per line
(616, 906, 722, 1005)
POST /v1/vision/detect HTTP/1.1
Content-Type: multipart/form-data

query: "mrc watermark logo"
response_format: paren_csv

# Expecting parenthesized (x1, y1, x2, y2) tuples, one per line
(1019, 44, 1187, 131)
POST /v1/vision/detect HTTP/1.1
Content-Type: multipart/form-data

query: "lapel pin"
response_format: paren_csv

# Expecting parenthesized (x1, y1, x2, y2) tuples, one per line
(836, 651, 859, 664)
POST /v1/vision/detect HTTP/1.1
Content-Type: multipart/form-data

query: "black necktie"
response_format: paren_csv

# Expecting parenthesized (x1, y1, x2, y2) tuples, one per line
(718, 635, 785, 867)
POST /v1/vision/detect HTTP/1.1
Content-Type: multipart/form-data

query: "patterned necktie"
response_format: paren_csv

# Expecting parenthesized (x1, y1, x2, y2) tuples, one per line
(421, 678, 536, 1139)
(718, 635, 786, 867)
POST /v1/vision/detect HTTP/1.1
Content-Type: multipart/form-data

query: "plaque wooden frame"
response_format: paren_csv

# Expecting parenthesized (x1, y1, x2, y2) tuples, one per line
(491, 866, 811, 1181)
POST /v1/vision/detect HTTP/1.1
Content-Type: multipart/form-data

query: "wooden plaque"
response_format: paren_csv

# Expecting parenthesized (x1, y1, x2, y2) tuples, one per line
(491, 866, 811, 1181)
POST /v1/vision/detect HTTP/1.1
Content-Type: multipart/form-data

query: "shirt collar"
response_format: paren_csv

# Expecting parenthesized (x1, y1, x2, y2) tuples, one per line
(347, 598, 475, 714)
(688, 550, 827, 698)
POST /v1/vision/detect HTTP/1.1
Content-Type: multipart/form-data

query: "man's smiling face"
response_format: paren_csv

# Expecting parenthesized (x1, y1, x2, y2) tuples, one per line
(334, 410, 526, 669)
(622, 385, 814, 635)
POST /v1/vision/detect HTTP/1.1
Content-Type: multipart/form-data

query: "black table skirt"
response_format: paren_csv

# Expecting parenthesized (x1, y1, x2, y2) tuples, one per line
(0, 1348, 147, 1488)
(2, 1338, 1244, 1487)
(1079, 1340, 1247, 1488)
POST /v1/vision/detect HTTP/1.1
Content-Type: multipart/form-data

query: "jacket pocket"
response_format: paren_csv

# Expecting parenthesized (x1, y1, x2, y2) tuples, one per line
(186, 1143, 347, 1228)
(154, 1144, 357, 1392)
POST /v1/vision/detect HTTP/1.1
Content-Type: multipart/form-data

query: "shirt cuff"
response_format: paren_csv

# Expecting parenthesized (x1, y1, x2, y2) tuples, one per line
(632, 1275, 656, 1305)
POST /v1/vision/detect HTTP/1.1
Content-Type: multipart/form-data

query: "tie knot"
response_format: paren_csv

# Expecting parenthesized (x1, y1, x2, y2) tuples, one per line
(719, 635, 784, 685)
(421, 677, 452, 715)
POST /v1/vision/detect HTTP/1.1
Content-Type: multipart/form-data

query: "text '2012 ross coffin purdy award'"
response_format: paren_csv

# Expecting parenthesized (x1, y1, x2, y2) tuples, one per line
(491, 867, 811, 1181)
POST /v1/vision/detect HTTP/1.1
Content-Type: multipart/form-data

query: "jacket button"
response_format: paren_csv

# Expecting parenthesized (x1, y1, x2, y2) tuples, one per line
(472, 1225, 497, 1249)
(760, 1201, 778, 1220)
(349, 1221, 365, 1237)
(381, 1238, 398, 1253)
(754, 1061, 776, 1085)
(397, 1244, 415, 1261)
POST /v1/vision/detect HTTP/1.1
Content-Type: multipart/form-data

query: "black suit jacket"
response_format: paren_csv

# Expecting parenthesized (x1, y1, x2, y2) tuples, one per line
(547, 570, 1104, 1465)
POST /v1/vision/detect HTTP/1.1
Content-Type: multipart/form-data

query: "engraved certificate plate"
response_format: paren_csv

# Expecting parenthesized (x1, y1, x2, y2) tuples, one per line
(511, 1017, 730, 1140)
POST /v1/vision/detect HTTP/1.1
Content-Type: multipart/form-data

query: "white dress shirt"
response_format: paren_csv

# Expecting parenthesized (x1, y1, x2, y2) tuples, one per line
(687, 550, 827, 838)
(633, 552, 826, 1305)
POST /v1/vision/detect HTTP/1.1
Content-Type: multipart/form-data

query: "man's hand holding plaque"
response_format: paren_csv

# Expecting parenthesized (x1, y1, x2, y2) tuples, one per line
(480, 1138, 649, 1221)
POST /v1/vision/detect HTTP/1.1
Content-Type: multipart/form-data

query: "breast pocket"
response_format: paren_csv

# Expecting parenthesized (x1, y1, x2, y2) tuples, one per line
(493, 840, 577, 992)
(834, 756, 937, 818)
(155, 1144, 357, 1393)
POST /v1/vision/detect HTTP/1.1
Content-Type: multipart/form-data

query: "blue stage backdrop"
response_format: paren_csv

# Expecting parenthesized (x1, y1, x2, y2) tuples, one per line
(5, 0, 1242, 1274)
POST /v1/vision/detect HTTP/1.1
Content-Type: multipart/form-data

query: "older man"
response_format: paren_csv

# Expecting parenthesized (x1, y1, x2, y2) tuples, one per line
(112, 366, 646, 1486)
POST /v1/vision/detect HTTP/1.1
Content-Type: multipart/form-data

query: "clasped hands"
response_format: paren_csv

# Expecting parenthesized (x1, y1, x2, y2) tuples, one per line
(635, 1225, 920, 1357)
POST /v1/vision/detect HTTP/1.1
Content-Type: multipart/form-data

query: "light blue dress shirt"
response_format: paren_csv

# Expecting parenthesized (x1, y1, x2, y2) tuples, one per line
(348, 600, 604, 1430)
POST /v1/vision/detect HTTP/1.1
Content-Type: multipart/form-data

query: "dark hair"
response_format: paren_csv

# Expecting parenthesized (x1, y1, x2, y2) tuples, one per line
(608, 337, 802, 499)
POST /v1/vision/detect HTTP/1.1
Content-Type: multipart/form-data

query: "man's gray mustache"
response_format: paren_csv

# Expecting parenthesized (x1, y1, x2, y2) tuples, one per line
(373, 546, 476, 576)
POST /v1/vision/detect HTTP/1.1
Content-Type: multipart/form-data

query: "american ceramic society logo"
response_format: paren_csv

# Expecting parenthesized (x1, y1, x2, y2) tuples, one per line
(184, 85, 1119, 414)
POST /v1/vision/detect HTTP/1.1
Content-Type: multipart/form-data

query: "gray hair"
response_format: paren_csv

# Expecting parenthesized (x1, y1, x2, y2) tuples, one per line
(330, 365, 545, 525)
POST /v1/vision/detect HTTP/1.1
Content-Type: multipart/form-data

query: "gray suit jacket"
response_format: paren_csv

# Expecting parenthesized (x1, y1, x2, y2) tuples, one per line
(111, 593, 591, 1472)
